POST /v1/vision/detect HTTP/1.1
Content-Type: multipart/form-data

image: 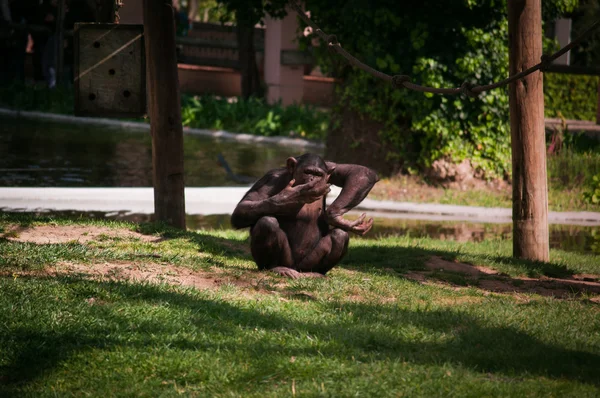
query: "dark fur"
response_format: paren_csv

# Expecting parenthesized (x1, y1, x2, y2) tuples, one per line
(231, 153, 378, 276)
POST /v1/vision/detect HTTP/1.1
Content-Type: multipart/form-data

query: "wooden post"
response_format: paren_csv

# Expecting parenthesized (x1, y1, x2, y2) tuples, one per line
(54, 0, 66, 85)
(507, 0, 549, 261)
(143, 0, 186, 229)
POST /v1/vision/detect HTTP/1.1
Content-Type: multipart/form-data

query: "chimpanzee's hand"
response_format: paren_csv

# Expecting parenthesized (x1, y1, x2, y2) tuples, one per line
(274, 178, 331, 207)
(327, 213, 374, 236)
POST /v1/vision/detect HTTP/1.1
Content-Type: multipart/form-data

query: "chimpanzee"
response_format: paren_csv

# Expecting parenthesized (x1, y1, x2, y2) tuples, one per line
(231, 153, 379, 279)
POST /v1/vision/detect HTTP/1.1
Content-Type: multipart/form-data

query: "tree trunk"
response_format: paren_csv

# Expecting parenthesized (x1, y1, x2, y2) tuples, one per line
(236, 14, 262, 99)
(143, 0, 186, 229)
(507, 0, 549, 261)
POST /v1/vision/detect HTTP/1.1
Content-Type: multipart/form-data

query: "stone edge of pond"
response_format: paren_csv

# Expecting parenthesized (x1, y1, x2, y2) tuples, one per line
(0, 108, 325, 151)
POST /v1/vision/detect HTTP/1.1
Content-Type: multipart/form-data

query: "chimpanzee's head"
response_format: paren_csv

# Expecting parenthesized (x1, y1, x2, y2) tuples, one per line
(286, 153, 334, 185)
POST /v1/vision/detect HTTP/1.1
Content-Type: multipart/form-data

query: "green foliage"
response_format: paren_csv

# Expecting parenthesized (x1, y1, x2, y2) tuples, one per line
(215, 0, 288, 26)
(583, 174, 600, 204)
(181, 94, 329, 139)
(306, 0, 578, 178)
(544, 73, 599, 121)
(185, 0, 233, 24)
(542, 0, 580, 19)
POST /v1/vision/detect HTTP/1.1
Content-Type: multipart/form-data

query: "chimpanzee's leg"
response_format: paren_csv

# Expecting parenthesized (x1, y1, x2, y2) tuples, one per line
(296, 228, 349, 275)
(250, 216, 301, 278)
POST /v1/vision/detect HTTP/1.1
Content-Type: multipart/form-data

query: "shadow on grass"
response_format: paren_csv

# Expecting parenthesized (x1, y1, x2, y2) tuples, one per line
(132, 223, 588, 298)
(141, 222, 575, 281)
(344, 243, 574, 278)
(343, 244, 600, 297)
(1, 276, 598, 394)
(136, 221, 251, 260)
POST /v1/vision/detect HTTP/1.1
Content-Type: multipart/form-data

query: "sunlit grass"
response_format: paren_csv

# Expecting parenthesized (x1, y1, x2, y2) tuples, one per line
(1, 214, 599, 396)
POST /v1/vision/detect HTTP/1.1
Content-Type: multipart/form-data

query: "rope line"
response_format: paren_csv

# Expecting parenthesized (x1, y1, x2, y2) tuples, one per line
(289, 1, 600, 97)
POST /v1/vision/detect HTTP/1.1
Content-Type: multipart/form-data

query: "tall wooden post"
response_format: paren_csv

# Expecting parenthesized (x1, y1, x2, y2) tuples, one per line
(507, 0, 549, 261)
(143, 0, 186, 229)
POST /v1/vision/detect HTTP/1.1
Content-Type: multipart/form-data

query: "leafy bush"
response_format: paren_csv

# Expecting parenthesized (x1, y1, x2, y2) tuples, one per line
(305, 0, 578, 178)
(583, 174, 600, 204)
(544, 73, 599, 121)
(180, 94, 329, 140)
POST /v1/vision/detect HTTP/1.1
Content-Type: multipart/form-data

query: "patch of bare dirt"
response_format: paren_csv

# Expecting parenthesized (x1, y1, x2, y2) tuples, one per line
(403, 256, 600, 300)
(1, 224, 292, 295)
(4, 260, 297, 299)
(425, 256, 499, 276)
(62, 261, 228, 289)
(4, 225, 162, 244)
(13, 261, 267, 293)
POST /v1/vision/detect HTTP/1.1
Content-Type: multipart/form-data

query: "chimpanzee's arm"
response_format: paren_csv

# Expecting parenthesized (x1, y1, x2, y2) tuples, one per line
(325, 162, 379, 222)
(231, 168, 330, 229)
(230, 169, 290, 229)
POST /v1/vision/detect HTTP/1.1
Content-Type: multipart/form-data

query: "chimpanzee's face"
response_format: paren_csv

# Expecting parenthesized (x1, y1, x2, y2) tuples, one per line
(293, 164, 327, 185)
(286, 154, 331, 187)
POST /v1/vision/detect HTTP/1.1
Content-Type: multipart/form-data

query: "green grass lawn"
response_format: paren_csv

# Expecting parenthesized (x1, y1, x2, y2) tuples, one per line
(1, 213, 599, 397)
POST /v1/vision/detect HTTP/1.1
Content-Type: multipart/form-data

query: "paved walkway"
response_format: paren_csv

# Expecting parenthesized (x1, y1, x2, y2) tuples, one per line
(1, 187, 599, 226)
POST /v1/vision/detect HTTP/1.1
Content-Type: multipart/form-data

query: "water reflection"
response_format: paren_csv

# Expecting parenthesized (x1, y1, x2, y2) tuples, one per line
(0, 117, 316, 187)
(3, 210, 598, 255)
(365, 218, 599, 255)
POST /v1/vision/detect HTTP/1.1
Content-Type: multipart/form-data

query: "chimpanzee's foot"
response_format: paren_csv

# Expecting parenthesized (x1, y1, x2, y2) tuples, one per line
(269, 267, 326, 279)
(269, 266, 303, 279)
